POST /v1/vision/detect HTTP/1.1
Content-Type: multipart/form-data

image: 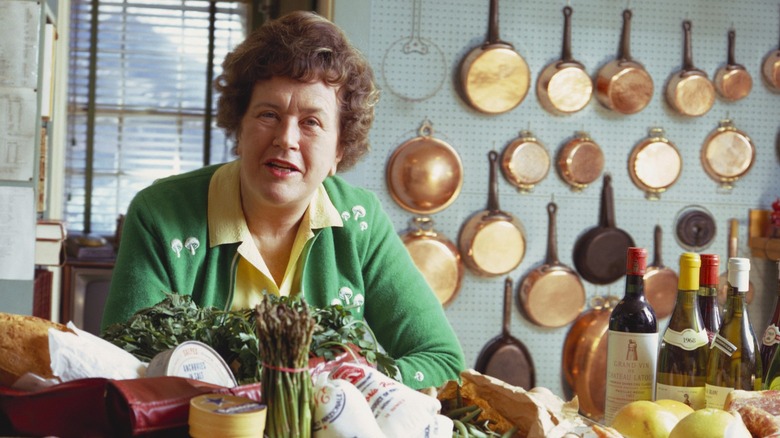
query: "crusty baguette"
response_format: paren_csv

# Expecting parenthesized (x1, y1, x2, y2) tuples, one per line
(0, 312, 71, 386)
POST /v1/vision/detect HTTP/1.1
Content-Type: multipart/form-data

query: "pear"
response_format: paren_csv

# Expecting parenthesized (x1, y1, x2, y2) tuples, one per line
(668, 408, 751, 438)
(611, 400, 680, 438)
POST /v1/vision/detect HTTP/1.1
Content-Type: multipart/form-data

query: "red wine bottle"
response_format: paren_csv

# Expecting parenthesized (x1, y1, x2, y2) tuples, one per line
(698, 254, 721, 343)
(604, 247, 658, 425)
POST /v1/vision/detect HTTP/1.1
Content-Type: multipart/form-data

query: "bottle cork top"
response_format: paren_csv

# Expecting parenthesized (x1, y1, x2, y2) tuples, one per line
(678, 252, 701, 291)
(626, 247, 648, 276)
(727, 257, 751, 292)
(699, 254, 720, 286)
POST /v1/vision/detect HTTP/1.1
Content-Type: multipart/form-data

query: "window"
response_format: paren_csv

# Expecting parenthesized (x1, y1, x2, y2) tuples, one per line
(66, 0, 248, 234)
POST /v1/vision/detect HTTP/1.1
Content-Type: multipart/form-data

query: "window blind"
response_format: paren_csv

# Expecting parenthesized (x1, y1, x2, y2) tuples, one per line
(66, 0, 247, 234)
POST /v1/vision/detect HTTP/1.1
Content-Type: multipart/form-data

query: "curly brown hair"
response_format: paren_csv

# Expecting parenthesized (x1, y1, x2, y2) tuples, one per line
(215, 11, 379, 172)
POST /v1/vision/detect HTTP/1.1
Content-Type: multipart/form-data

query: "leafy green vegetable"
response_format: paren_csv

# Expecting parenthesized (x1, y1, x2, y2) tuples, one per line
(101, 293, 400, 385)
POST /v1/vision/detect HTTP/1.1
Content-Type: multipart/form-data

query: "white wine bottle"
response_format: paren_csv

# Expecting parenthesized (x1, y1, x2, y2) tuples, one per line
(604, 247, 658, 425)
(656, 252, 709, 409)
(704, 257, 762, 410)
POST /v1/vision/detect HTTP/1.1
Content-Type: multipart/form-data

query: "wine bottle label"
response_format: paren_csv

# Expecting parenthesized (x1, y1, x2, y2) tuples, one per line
(655, 383, 705, 410)
(604, 331, 659, 425)
(662, 327, 709, 351)
(705, 383, 733, 410)
(763, 324, 780, 347)
(711, 333, 738, 356)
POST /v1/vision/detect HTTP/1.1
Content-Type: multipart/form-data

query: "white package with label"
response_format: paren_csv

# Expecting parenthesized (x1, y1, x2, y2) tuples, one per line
(312, 372, 386, 438)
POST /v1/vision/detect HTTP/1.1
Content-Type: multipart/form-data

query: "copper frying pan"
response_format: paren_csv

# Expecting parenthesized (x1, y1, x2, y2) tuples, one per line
(474, 276, 536, 389)
(595, 9, 654, 115)
(665, 20, 715, 117)
(536, 5, 592, 115)
(644, 225, 679, 319)
(386, 119, 463, 214)
(500, 130, 550, 193)
(400, 217, 463, 307)
(458, 151, 526, 277)
(717, 218, 755, 305)
(714, 29, 753, 101)
(573, 174, 636, 285)
(458, 0, 530, 114)
(518, 201, 585, 328)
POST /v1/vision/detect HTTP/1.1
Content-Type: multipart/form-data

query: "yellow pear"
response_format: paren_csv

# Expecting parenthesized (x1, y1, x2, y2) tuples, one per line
(668, 408, 751, 438)
(611, 400, 680, 438)
(653, 399, 694, 421)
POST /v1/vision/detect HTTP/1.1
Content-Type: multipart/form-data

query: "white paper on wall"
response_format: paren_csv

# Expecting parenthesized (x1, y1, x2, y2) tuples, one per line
(0, 87, 37, 181)
(0, 186, 35, 281)
(0, 0, 41, 89)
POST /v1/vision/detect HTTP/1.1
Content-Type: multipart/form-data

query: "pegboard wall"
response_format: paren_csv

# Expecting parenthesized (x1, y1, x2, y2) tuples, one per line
(335, 0, 780, 397)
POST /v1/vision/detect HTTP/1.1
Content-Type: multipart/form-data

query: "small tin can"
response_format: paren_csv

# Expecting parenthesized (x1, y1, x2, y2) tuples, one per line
(189, 394, 266, 438)
(147, 340, 237, 388)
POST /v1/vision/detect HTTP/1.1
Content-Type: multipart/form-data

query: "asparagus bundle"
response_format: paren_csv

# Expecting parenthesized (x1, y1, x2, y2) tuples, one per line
(255, 294, 316, 438)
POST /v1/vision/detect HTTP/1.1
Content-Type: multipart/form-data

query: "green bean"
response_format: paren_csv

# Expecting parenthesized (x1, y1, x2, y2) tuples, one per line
(453, 419, 470, 438)
(459, 406, 483, 423)
(465, 423, 489, 438)
(446, 404, 480, 419)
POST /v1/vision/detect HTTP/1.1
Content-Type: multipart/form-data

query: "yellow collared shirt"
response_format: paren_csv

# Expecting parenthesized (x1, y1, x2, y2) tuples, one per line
(207, 160, 343, 310)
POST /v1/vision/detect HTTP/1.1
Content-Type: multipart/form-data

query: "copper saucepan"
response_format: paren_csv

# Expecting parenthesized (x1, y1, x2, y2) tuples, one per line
(458, 0, 530, 114)
(595, 9, 653, 115)
(458, 151, 526, 277)
(562, 295, 606, 396)
(518, 201, 585, 328)
(537, 5, 592, 115)
(665, 20, 715, 117)
(386, 119, 463, 214)
(643, 225, 679, 319)
(627, 127, 682, 200)
(400, 216, 464, 307)
(714, 29, 752, 101)
(500, 130, 550, 193)
(556, 131, 604, 192)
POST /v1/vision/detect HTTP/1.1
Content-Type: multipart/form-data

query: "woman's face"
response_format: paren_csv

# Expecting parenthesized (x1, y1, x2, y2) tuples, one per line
(236, 76, 342, 214)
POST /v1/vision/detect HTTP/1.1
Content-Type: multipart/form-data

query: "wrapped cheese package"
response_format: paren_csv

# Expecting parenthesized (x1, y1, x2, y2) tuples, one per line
(329, 362, 440, 438)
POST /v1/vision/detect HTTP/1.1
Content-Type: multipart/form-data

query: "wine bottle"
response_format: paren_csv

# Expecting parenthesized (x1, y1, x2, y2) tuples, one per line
(604, 247, 658, 425)
(656, 253, 708, 409)
(704, 257, 762, 410)
(698, 254, 721, 343)
(762, 261, 780, 388)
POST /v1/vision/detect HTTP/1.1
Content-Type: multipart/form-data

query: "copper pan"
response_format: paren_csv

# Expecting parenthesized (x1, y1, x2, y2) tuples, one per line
(400, 216, 463, 307)
(595, 9, 653, 115)
(458, 151, 526, 277)
(714, 29, 752, 101)
(628, 127, 682, 201)
(762, 11, 780, 92)
(386, 119, 463, 214)
(536, 6, 592, 115)
(644, 225, 679, 319)
(717, 218, 755, 305)
(563, 295, 618, 422)
(500, 130, 550, 193)
(562, 295, 605, 394)
(665, 20, 715, 117)
(700, 119, 755, 190)
(518, 201, 585, 328)
(458, 0, 530, 114)
(556, 131, 604, 192)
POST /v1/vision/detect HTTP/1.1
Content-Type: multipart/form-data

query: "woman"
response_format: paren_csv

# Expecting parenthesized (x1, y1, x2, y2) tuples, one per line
(101, 11, 465, 389)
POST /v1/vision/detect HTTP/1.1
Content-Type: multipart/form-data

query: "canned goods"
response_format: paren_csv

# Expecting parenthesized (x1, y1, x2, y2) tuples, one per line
(147, 340, 237, 388)
(189, 394, 266, 438)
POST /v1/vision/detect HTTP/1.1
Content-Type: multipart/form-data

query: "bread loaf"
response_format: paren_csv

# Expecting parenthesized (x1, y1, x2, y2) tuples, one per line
(0, 312, 71, 386)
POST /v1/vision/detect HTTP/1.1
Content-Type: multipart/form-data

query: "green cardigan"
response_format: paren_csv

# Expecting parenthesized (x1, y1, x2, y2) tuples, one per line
(102, 163, 465, 388)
